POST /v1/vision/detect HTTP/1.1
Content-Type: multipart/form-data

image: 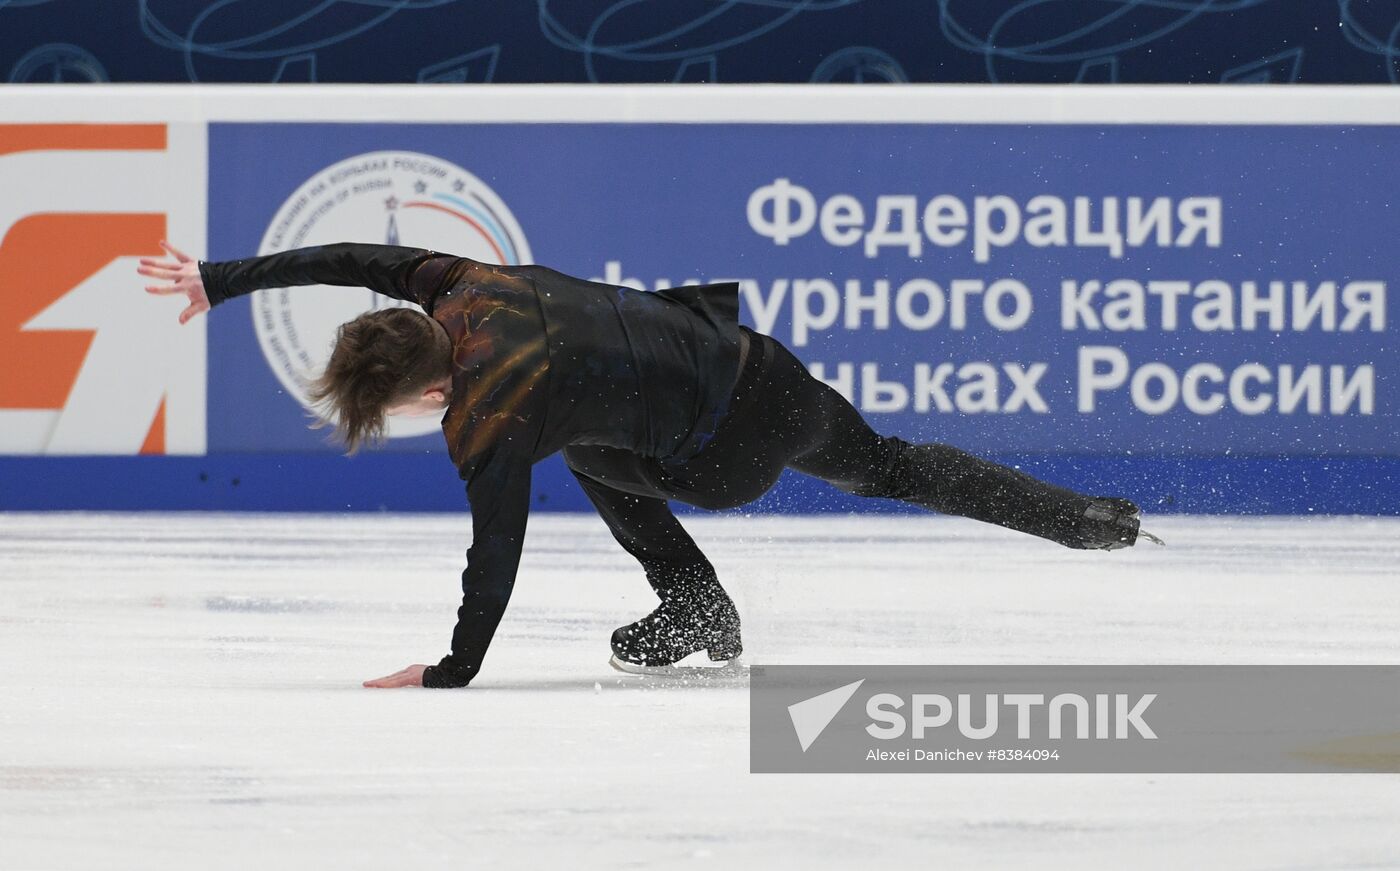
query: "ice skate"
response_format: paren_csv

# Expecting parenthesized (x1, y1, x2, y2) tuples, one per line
(608, 585, 743, 676)
(608, 652, 749, 678)
(1076, 497, 1165, 549)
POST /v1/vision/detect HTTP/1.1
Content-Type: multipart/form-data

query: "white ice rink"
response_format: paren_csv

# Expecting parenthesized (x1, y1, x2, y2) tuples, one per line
(2, 511, 1399, 870)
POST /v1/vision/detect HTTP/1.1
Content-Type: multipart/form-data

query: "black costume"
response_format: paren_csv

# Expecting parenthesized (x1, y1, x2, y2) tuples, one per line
(200, 243, 1138, 687)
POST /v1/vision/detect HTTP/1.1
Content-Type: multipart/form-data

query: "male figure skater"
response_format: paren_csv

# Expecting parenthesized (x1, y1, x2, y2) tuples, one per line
(139, 241, 1150, 689)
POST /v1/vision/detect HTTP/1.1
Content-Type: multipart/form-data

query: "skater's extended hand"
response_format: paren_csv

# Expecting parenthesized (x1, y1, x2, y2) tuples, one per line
(137, 241, 209, 325)
(363, 664, 428, 688)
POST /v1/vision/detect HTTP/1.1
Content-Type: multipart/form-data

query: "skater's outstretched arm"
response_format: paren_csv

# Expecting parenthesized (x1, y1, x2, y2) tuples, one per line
(138, 241, 470, 318)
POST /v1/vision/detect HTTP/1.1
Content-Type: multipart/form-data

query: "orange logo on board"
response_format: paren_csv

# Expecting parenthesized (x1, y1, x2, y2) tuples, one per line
(0, 123, 205, 456)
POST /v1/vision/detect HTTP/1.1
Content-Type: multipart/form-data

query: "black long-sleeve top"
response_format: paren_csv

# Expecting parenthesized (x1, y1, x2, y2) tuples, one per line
(199, 243, 742, 687)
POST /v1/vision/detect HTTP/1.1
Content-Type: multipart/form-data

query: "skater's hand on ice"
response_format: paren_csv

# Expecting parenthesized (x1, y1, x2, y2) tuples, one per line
(363, 664, 428, 688)
(138, 241, 209, 325)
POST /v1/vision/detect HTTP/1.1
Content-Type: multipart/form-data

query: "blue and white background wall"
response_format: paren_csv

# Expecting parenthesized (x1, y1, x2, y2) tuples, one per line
(0, 88, 1395, 513)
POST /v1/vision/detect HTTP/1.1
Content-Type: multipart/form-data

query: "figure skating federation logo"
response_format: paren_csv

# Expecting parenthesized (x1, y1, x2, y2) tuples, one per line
(254, 150, 532, 440)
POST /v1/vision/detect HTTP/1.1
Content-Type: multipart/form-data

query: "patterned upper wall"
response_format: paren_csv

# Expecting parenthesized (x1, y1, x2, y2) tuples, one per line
(0, 1, 1395, 85)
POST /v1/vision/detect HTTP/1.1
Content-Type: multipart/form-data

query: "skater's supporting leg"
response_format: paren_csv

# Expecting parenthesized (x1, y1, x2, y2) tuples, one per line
(564, 450, 717, 594)
(565, 453, 741, 664)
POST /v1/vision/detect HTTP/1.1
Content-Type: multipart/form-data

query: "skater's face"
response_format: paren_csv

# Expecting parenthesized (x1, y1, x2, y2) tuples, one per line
(385, 379, 452, 418)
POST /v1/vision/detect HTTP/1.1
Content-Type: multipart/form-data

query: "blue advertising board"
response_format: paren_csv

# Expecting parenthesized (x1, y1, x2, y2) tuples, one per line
(198, 121, 1395, 513)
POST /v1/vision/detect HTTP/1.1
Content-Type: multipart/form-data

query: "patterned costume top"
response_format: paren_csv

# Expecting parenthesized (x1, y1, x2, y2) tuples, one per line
(200, 244, 741, 687)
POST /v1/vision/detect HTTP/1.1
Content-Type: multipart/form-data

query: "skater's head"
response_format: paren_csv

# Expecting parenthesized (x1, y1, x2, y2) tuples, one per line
(308, 308, 454, 455)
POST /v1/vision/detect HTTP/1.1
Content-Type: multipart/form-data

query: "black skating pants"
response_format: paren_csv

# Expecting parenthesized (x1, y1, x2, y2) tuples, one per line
(564, 328, 1100, 602)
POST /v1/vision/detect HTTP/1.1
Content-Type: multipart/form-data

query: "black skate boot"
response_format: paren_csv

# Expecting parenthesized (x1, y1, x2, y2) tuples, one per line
(610, 566, 742, 673)
(1073, 497, 1164, 549)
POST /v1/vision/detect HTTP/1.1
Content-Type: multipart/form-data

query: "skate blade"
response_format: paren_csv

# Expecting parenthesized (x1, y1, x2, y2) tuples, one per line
(1138, 527, 1167, 546)
(608, 653, 748, 678)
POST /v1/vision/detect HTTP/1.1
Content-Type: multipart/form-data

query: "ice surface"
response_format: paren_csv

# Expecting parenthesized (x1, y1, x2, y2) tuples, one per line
(2, 512, 1399, 869)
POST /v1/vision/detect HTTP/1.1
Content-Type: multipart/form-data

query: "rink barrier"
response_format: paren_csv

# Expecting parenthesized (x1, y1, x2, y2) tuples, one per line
(1, 87, 1396, 514)
(2, 453, 1395, 515)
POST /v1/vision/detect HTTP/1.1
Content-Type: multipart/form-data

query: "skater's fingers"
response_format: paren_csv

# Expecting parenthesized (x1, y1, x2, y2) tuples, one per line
(160, 240, 193, 263)
(178, 301, 207, 325)
(137, 264, 181, 279)
(363, 663, 426, 689)
(146, 284, 180, 296)
(363, 671, 405, 688)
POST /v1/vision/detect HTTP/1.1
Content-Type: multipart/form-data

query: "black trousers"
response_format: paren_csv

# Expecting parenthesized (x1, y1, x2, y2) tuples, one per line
(564, 328, 1100, 600)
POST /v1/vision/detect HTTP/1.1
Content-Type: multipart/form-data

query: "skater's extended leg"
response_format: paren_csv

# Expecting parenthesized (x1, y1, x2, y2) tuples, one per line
(769, 374, 1097, 542)
(800, 434, 1124, 548)
(701, 331, 1140, 549)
